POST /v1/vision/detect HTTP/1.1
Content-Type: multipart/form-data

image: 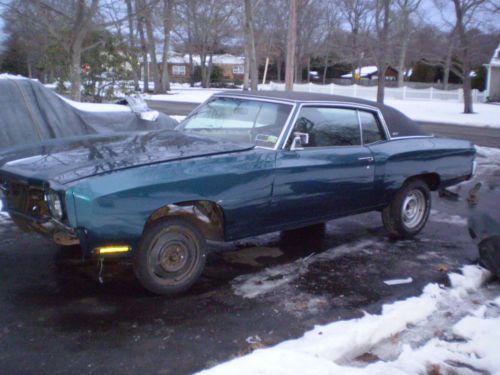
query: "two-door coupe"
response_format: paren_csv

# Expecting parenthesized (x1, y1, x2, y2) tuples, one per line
(0, 91, 476, 294)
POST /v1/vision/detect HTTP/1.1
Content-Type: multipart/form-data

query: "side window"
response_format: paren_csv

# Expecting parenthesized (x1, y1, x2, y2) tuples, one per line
(359, 111, 385, 144)
(292, 107, 361, 148)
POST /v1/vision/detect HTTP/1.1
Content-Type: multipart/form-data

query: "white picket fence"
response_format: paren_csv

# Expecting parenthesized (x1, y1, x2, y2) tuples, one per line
(261, 82, 486, 103)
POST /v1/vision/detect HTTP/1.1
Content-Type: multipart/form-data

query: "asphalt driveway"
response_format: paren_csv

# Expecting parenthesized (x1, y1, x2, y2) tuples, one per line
(0, 156, 498, 374)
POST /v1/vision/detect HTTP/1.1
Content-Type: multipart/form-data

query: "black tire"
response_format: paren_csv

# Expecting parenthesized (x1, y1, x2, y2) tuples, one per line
(134, 218, 206, 295)
(382, 179, 431, 239)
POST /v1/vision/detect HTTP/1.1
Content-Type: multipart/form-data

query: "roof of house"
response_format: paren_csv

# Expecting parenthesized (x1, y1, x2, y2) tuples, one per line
(145, 52, 244, 66)
(341, 66, 378, 78)
(212, 90, 427, 138)
(488, 44, 500, 67)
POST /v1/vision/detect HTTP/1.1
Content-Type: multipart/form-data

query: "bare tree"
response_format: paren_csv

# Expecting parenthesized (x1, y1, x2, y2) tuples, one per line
(174, 0, 235, 88)
(373, 0, 392, 104)
(285, 0, 297, 91)
(451, 0, 490, 113)
(339, 0, 371, 82)
(395, 0, 422, 87)
(139, 0, 162, 93)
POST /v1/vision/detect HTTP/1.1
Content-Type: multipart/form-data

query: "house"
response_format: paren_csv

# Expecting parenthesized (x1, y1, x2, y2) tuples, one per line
(485, 44, 500, 102)
(341, 65, 399, 80)
(142, 52, 245, 83)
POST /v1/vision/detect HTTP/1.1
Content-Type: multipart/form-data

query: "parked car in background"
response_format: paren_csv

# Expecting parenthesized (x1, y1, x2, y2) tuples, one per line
(0, 91, 476, 295)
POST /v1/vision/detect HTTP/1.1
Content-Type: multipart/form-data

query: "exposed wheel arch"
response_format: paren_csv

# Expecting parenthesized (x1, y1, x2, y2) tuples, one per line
(144, 200, 225, 242)
(405, 173, 441, 191)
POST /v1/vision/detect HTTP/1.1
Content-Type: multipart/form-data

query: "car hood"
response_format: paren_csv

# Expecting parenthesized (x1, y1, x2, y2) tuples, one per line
(0, 130, 254, 185)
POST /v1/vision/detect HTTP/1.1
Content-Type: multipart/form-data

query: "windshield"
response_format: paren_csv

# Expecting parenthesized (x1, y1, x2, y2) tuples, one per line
(177, 97, 293, 148)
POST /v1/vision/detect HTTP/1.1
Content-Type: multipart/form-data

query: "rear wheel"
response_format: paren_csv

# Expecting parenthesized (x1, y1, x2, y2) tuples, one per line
(134, 218, 206, 295)
(382, 179, 431, 239)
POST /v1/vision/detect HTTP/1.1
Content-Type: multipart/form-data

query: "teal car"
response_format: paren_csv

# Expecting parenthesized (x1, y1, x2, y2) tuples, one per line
(0, 91, 476, 295)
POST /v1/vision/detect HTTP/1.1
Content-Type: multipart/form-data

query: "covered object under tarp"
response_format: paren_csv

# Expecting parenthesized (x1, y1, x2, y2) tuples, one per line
(0, 77, 178, 149)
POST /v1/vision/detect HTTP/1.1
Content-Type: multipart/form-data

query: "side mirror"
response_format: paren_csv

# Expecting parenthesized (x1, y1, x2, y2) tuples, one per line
(290, 132, 309, 151)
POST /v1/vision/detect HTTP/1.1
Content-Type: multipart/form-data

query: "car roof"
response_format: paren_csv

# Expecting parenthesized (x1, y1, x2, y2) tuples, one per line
(213, 90, 428, 138)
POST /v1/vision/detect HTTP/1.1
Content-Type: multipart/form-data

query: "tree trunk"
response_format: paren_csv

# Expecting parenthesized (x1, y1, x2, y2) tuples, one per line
(137, 11, 149, 92)
(70, 41, 83, 101)
(453, 0, 473, 113)
(351, 27, 359, 84)
(322, 53, 328, 84)
(276, 59, 282, 82)
(144, 14, 162, 93)
(397, 34, 409, 87)
(244, 0, 258, 91)
(376, 65, 386, 103)
(243, 48, 250, 90)
(306, 56, 311, 83)
(188, 53, 195, 87)
(285, 0, 297, 91)
(376, 0, 390, 104)
(161, 0, 173, 92)
(126, 0, 140, 91)
(443, 34, 455, 90)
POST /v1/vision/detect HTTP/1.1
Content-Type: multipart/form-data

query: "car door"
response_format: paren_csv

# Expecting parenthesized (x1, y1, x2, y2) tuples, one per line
(271, 105, 376, 226)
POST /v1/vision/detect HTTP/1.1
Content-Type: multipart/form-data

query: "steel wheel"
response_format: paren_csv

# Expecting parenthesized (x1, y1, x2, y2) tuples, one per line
(382, 179, 431, 239)
(148, 225, 200, 286)
(134, 218, 206, 295)
(401, 189, 426, 229)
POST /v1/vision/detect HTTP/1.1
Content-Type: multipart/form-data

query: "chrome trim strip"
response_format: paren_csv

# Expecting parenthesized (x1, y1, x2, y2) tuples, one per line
(389, 135, 435, 140)
(356, 109, 364, 145)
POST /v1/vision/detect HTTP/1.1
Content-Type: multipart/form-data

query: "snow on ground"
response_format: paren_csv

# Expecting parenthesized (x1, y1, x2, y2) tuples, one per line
(429, 209, 468, 226)
(198, 265, 499, 375)
(385, 99, 500, 128)
(144, 88, 219, 103)
(146, 87, 500, 128)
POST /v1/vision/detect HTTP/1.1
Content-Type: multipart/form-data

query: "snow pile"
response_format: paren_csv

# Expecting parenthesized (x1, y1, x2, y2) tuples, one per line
(198, 266, 499, 375)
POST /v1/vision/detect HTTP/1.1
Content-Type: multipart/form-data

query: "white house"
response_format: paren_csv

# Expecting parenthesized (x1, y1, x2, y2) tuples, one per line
(485, 44, 500, 102)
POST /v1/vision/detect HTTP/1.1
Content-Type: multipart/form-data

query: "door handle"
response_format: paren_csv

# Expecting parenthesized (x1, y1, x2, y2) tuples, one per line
(358, 156, 374, 162)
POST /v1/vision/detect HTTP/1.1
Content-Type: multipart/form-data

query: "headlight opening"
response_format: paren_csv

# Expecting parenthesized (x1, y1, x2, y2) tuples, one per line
(45, 190, 64, 220)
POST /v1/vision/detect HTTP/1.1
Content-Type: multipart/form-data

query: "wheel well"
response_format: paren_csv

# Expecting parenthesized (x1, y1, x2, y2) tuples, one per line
(145, 200, 225, 241)
(406, 173, 441, 191)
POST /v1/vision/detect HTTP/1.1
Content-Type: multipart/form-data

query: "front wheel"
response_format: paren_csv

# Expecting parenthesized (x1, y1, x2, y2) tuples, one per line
(134, 218, 206, 295)
(382, 179, 431, 239)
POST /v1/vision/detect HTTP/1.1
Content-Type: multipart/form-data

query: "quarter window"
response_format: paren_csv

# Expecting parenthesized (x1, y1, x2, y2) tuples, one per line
(359, 111, 385, 144)
(291, 107, 361, 147)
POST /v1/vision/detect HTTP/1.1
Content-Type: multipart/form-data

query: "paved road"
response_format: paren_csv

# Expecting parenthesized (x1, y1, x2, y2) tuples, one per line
(147, 100, 500, 148)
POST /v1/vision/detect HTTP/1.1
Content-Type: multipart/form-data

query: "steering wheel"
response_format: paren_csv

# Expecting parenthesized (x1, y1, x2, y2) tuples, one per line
(294, 117, 315, 133)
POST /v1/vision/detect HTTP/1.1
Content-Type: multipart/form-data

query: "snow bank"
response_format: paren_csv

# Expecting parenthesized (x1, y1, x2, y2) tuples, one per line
(198, 265, 497, 375)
